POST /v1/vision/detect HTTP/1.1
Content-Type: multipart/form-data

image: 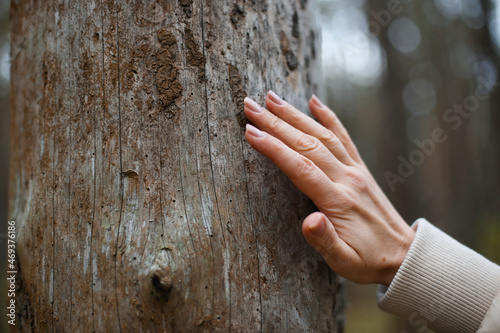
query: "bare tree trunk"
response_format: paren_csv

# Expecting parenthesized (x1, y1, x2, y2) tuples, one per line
(9, 0, 343, 331)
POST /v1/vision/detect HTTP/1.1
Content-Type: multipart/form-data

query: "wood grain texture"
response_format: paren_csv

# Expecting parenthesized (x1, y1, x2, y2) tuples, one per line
(9, 0, 344, 331)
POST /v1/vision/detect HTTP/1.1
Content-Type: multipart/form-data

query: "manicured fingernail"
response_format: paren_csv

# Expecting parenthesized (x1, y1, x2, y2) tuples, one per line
(246, 124, 265, 138)
(267, 90, 286, 105)
(244, 97, 264, 113)
(311, 94, 325, 108)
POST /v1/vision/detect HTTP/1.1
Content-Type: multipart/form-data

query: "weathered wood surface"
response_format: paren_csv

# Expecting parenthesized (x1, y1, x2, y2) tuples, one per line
(9, 0, 343, 331)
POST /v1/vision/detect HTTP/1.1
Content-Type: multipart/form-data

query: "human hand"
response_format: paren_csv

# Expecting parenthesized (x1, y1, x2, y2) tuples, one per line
(244, 91, 415, 286)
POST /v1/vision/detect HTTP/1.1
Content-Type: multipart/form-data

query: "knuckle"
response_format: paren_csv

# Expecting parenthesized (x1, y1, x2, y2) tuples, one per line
(327, 133, 344, 150)
(338, 127, 352, 143)
(319, 129, 338, 145)
(269, 137, 284, 153)
(290, 109, 303, 123)
(297, 134, 320, 153)
(295, 155, 316, 179)
(268, 116, 282, 132)
(345, 168, 368, 191)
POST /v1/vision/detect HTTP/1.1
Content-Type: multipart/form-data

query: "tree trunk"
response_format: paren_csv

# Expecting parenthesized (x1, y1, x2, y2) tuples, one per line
(9, 0, 343, 331)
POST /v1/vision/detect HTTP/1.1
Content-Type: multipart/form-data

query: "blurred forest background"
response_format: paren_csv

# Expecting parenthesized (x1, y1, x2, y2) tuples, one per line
(317, 0, 500, 331)
(1, 0, 500, 332)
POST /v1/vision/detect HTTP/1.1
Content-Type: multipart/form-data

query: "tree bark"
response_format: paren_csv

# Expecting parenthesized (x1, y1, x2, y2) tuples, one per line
(9, 0, 343, 331)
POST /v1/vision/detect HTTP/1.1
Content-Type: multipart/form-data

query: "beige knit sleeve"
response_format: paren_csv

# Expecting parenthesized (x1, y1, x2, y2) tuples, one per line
(376, 218, 500, 333)
(478, 287, 500, 332)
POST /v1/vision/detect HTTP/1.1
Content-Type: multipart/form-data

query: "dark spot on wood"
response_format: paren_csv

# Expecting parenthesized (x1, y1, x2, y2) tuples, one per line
(185, 27, 206, 82)
(157, 28, 176, 48)
(155, 30, 184, 111)
(150, 271, 173, 300)
(251, 0, 268, 12)
(230, 4, 245, 29)
(310, 30, 316, 59)
(292, 11, 299, 38)
(79, 51, 92, 89)
(279, 32, 298, 71)
(121, 170, 139, 179)
(244, 159, 260, 173)
(133, 0, 170, 27)
(106, 1, 121, 13)
(300, 0, 307, 10)
(205, 30, 214, 49)
(164, 104, 180, 122)
(179, 0, 193, 18)
(196, 318, 213, 328)
(227, 64, 247, 128)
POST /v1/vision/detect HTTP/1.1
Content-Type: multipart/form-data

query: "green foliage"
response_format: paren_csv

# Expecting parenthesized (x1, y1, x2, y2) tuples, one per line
(478, 214, 500, 264)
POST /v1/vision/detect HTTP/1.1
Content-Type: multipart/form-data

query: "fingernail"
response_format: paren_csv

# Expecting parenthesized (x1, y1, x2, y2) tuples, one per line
(311, 94, 325, 108)
(267, 90, 286, 106)
(246, 124, 265, 138)
(244, 97, 264, 113)
(308, 216, 325, 236)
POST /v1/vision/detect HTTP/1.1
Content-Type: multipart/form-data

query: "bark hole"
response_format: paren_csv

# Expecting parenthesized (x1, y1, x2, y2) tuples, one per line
(155, 29, 183, 112)
(150, 271, 173, 300)
(279, 31, 299, 71)
(179, 0, 193, 18)
(185, 27, 206, 82)
(227, 64, 247, 128)
(230, 4, 245, 29)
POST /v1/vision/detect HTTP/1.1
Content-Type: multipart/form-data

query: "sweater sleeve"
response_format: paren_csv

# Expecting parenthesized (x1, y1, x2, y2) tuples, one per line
(478, 287, 500, 332)
(376, 218, 500, 333)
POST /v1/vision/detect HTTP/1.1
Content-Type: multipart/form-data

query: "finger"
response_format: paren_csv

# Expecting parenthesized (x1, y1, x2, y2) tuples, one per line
(265, 91, 354, 166)
(244, 97, 344, 180)
(245, 124, 341, 208)
(309, 95, 363, 164)
(302, 212, 358, 271)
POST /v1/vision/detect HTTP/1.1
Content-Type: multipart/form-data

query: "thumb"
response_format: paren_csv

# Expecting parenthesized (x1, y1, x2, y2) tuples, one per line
(302, 212, 352, 266)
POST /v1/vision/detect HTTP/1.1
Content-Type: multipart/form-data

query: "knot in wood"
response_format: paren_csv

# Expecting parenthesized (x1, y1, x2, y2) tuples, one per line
(150, 269, 173, 300)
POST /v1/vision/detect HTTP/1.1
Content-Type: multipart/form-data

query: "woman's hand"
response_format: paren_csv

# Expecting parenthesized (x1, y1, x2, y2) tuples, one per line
(244, 91, 415, 286)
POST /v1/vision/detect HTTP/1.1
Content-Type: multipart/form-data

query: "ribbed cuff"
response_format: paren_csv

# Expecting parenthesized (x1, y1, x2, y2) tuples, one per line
(377, 218, 500, 333)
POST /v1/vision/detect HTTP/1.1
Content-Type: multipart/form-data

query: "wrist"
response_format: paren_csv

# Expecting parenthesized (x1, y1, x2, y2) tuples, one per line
(379, 223, 416, 286)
